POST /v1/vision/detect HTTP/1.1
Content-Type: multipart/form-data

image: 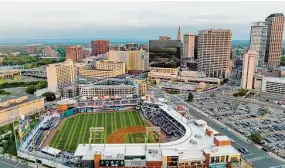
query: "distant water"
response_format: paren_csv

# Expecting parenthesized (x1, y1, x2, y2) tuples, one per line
(0, 38, 148, 45)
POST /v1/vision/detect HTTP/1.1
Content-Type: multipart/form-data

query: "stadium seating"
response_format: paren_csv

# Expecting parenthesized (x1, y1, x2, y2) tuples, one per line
(141, 104, 186, 142)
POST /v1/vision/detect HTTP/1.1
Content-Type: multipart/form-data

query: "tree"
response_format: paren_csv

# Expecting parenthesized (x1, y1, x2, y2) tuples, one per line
(42, 92, 56, 101)
(281, 56, 285, 66)
(187, 93, 194, 102)
(250, 132, 263, 144)
(25, 85, 37, 94)
(35, 81, 47, 90)
(210, 93, 216, 97)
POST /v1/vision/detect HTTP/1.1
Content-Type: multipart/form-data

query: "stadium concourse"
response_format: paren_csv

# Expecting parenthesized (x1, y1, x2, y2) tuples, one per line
(74, 97, 241, 168)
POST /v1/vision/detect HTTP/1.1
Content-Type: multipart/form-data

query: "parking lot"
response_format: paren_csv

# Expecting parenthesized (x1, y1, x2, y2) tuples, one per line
(194, 96, 285, 158)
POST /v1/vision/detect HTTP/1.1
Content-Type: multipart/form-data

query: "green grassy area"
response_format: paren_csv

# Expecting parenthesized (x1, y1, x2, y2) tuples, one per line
(49, 111, 148, 151)
(0, 123, 17, 156)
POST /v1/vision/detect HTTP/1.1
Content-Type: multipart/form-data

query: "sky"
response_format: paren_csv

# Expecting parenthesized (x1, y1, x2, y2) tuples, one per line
(0, 1, 284, 40)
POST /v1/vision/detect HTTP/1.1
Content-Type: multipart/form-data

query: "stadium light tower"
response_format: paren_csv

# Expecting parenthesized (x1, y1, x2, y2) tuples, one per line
(89, 127, 105, 149)
(145, 127, 161, 147)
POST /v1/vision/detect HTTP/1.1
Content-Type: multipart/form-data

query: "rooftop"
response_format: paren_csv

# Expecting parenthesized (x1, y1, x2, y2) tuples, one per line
(215, 136, 231, 141)
(267, 13, 284, 18)
(264, 77, 285, 84)
(0, 93, 44, 111)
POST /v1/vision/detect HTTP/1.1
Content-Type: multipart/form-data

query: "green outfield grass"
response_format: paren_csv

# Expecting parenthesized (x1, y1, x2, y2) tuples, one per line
(49, 111, 148, 151)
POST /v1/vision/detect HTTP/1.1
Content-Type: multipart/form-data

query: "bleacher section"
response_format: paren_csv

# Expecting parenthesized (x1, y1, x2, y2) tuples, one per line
(141, 103, 186, 142)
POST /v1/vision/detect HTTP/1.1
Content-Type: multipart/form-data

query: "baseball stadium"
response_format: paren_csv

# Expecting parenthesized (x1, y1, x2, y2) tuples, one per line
(16, 92, 241, 168)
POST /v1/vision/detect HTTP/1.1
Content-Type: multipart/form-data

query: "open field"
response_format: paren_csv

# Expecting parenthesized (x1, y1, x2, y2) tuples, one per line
(49, 111, 149, 151)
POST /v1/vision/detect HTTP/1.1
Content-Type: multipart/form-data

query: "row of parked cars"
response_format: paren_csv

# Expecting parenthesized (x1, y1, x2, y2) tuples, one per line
(264, 134, 285, 143)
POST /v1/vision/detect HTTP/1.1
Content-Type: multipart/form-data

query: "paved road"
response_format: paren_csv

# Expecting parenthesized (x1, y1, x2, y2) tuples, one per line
(149, 86, 285, 168)
(0, 157, 32, 168)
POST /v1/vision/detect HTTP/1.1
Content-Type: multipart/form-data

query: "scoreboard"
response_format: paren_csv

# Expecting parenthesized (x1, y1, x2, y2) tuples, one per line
(99, 160, 125, 167)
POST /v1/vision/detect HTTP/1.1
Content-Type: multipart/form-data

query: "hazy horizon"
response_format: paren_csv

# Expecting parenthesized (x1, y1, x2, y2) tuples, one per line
(0, 1, 284, 41)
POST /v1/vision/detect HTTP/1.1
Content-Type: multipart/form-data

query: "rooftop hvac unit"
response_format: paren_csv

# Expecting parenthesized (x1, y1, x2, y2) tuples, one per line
(212, 147, 219, 153)
(195, 134, 202, 138)
(190, 139, 198, 144)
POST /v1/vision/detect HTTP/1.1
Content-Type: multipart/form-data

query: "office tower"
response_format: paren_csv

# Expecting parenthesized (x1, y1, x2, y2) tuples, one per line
(265, 13, 285, 68)
(242, 50, 257, 89)
(42, 46, 58, 57)
(177, 26, 182, 41)
(149, 36, 182, 68)
(197, 29, 232, 78)
(91, 40, 109, 56)
(249, 21, 268, 68)
(183, 33, 196, 59)
(66, 46, 83, 62)
(46, 60, 77, 92)
(27, 45, 37, 54)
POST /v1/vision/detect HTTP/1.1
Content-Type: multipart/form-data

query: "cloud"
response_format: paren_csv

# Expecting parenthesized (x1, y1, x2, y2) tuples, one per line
(0, 1, 284, 40)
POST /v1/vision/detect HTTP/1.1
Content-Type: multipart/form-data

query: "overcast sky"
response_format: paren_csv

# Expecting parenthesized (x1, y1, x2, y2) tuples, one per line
(0, 1, 284, 40)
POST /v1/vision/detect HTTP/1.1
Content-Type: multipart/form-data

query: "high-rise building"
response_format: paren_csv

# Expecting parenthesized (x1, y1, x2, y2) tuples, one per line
(197, 29, 232, 78)
(265, 13, 285, 68)
(183, 33, 196, 59)
(149, 36, 182, 68)
(27, 45, 37, 54)
(82, 49, 91, 59)
(46, 60, 77, 92)
(242, 50, 257, 89)
(91, 40, 109, 56)
(108, 49, 149, 72)
(127, 50, 149, 72)
(66, 46, 83, 62)
(249, 21, 268, 68)
(42, 46, 58, 57)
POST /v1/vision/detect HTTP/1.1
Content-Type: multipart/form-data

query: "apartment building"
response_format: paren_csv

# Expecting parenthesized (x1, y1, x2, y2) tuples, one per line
(91, 40, 109, 56)
(197, 29, 232, 78)
(66, 46, 83, 62)
(108, 50, 149, 72)
(46, 60, 77, 92)
(95, 60, 126, 75)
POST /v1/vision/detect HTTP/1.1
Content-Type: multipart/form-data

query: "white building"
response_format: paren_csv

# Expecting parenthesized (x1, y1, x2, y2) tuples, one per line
(249, 21, 268, 68)
(261, 77, 285, 94)
(46, 60, 77, 92)
(241, 50, 257, 89)
(183, 33, 196, 59)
